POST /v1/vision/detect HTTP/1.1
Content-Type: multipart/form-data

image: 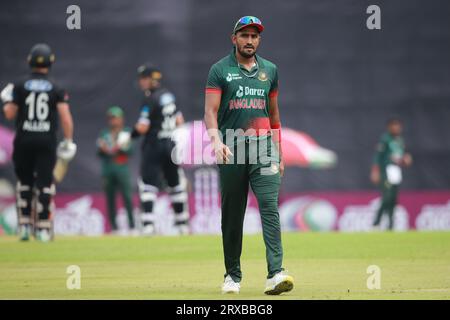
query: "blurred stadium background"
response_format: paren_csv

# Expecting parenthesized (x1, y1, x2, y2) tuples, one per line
(1, 0, 450, 235)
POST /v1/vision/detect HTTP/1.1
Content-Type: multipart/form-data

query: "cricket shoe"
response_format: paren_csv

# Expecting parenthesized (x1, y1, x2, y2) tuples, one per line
(36, 228, 52, 243)
(222, 275, 240, 294)
(264, 271, 294, 295)
(19, 224, 31, 241)
(141, 224, 156, 236)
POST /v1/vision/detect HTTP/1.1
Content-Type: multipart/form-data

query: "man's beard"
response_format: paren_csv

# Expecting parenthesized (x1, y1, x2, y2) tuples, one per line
(237, 45, 256, 58)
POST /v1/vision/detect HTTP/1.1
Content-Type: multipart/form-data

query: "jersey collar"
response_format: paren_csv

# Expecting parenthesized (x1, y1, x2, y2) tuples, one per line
(228, 48, 265, 74)
(30, 71, 48, 78)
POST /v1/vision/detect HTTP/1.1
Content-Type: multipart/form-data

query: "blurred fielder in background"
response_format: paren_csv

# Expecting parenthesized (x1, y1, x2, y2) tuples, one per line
(1, 43, 77, 242)
(97, 106, 135, 234)
(204, 16, 293, 295)
(371, 118, 413, 230)
(132, 65, 189, 236)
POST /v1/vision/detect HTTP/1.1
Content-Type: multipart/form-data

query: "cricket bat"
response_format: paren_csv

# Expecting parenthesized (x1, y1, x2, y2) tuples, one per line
(53, 158, 69, 183)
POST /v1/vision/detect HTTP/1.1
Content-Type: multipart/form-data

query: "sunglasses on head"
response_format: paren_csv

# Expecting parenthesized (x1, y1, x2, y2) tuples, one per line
(238, 16, 262, 25)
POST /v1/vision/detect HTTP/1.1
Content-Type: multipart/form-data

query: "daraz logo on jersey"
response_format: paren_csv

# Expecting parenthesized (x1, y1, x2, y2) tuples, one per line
(236, 86, 244, 98)
(235, 86, 265, 98)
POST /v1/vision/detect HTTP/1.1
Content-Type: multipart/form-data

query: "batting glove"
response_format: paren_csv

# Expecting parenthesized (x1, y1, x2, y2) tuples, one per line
(57, 139, 77, 161)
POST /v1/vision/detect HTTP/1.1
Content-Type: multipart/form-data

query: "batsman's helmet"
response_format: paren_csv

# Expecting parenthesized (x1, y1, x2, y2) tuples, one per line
(28, 43, 55, 68)
(137, 64, 162, 80)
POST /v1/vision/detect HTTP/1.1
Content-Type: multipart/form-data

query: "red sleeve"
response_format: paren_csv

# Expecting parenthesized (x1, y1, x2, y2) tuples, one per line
(269, 89, 278, 98)
(205, 88, 222, 94)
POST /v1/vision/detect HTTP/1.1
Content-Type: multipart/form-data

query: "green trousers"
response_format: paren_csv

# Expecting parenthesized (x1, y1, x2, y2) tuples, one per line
(102, 165, 135, 230)
(219, 136, 283, 282)
(373, 179, 399, 230)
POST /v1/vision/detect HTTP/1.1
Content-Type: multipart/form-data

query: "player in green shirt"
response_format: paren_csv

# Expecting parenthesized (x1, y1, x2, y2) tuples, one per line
(204, 16, 293, 295)
(97, 106, 135, 234)
(371, 118, 412, 230)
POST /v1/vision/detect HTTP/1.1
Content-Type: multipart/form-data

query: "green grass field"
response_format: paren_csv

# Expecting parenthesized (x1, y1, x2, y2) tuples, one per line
(1, 231, 450, 299)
